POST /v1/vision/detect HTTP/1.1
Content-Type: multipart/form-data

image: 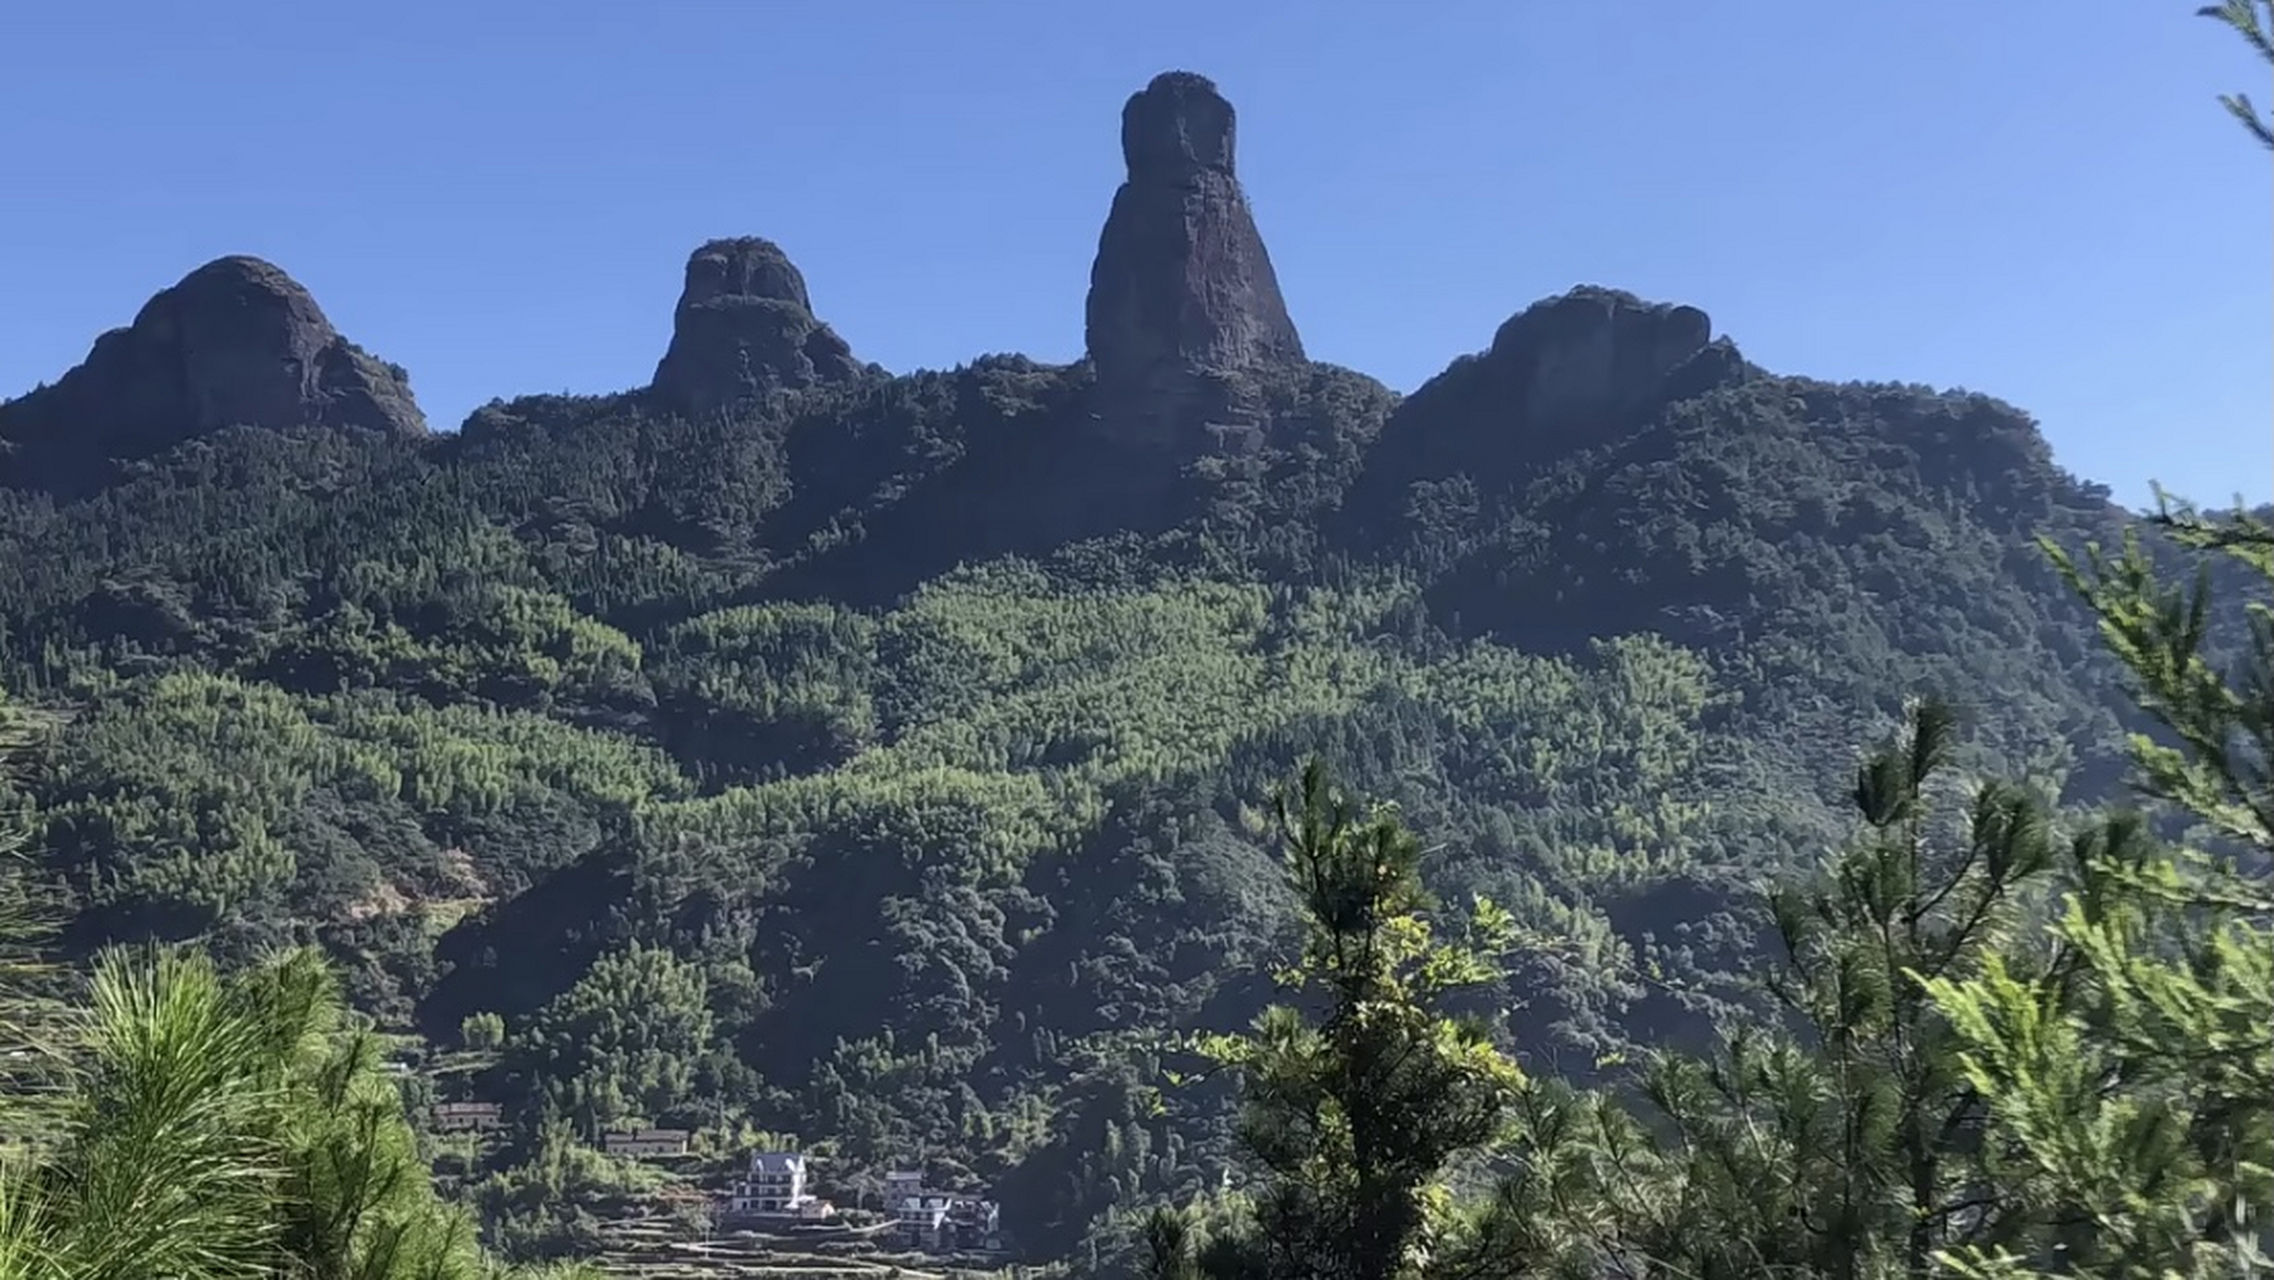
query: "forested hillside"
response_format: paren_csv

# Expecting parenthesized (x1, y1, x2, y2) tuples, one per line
(0, 52, 2251, 1271)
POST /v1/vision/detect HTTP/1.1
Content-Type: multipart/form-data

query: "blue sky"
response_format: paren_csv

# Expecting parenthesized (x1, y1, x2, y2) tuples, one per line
(3, 0, 2266, 505)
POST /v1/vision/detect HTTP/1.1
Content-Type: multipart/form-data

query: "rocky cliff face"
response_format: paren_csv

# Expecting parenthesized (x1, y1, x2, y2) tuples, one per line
(1342, 287, 1747, 528)
(0, 255, 425, 483)
(1084, 72, 1307, 449)
(649, 237, 863, 419)
(1486, 288, 1730, 434)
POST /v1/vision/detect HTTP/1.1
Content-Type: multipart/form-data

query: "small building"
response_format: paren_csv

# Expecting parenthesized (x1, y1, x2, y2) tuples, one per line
(602, 1127, 691, 1159)
(430, 1101, 502, 1132)
(894, 1191, 953, 1245)
(886, 1171, 1000, 1254)
(944, 1196, 1002, 1253)
(725, 1150, 830, 1217)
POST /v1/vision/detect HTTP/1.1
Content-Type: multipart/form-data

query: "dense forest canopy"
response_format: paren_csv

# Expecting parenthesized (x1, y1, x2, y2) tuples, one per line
(0, 6, 2265, 1275)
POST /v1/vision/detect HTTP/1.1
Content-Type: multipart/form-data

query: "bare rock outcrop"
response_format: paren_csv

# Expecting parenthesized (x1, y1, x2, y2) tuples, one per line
(1345, 288, 1746, 517)
(649, 237, 862, 418)
(1486, 288, 1729, 433)
(1083, 72, 1306, 447)
(0, 255, 426, 475)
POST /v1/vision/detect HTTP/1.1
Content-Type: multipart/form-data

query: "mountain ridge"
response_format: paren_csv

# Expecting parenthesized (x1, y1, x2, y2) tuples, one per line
(0, 67, 2189, 1269)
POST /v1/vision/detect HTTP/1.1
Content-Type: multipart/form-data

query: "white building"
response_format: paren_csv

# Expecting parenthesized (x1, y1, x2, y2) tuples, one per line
(885, 1169, 1000, 1253)
(895, 1191, 953, 1239)
(727, 1150, 820, 1216)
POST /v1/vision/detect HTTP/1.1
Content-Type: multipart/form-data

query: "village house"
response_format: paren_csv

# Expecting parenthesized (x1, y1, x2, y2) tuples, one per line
(428, 1100, 502, 1132)
(723, 1150, 832, 1219)
(601, 1127, 691, 1159)
(885, 1169, 924, 1204)
(886, 1169, 1002, 1254)
(941, 1195, 1002, 1253)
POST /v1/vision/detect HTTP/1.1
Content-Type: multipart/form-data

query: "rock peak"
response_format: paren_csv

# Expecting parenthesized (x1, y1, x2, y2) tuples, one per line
(680, 237, 814, 312)
(1485, 287, 1738, 434)
(650, 237, 862, 418)
(1122, 70, 1237, 183)
(0, 254, 425, 484)
(180, 253, 301, 290)
(1086, 71, 1304, 448)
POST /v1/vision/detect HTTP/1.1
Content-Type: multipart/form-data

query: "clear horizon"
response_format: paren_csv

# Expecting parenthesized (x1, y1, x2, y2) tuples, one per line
(3, 0, 2267, 506)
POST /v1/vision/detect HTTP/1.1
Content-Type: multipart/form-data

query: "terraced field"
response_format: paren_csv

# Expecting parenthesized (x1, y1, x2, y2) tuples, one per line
(586, 1213, 1005, 1280)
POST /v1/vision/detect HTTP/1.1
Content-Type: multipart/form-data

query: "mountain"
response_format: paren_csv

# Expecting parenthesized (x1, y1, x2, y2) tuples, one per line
(0, 255, 426, 494)
(0, 69, 2158, 1264)
(650, 236, 871, 418)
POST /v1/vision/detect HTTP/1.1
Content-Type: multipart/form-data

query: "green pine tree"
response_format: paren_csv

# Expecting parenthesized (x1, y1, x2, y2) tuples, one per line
(1169, 761, 1525, 1280)
(0, 685, 601, 1279)
(2199, 0, 2274, 148)
(1921, 505, 2274, 1279)
(1456, 701, 2064, 1280)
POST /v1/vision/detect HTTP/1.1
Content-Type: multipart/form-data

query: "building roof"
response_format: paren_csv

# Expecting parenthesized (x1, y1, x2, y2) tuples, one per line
(749, 1151, 805, 1174)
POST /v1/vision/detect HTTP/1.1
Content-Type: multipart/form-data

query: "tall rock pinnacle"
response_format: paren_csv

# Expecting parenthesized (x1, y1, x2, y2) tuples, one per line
(650, 237, 862, 419)
(1084, 72, 1306, 445)
(0, 255, 426, 481)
